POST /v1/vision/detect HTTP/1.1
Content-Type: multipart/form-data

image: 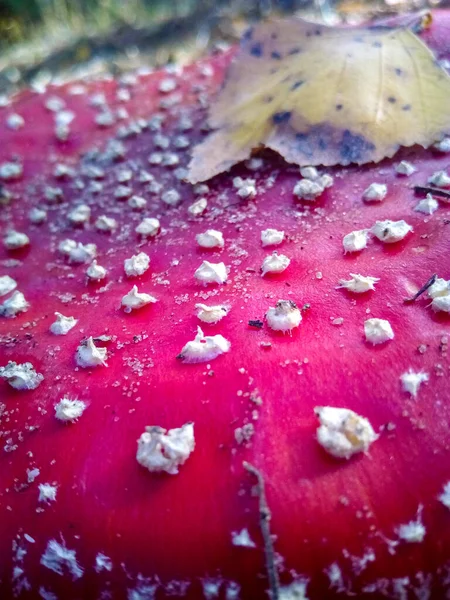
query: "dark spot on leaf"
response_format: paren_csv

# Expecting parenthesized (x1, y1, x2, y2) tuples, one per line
(336, 104, 343, 111)
(264, 95, 274, 104)
(250, 42, 263, 57)
(272, 111, 292, 124)
(314, 29, 322, 36)
(243, 27, 253, 41)
(402, 104, 412, 111)
(395, 67, 403, 76)
(388, 96, 397, 103)
(271, 51, 282, 60)
(340, 129, 375, 163)
(295, 133, 313, 158)
(288, 47, 301, 55)
(291, 80, 304, 91)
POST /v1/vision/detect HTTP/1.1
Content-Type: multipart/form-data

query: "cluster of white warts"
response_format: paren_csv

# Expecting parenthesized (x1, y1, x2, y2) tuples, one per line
(0, 159, 438, 457)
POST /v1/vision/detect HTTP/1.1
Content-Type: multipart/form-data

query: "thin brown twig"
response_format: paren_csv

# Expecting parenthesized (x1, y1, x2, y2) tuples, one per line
(414, 185, 450, 200)
(243, 461, 280, 600)
(404, 273, 437, 303)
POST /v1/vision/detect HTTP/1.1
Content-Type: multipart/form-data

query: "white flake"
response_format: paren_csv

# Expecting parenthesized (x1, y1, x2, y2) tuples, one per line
(135, 217, 160, 237)
(432, 296, 450, 313)
(58, 239, 76, 256)
(294, 173, 333, 201)
(261, 252, 290, 276)
(371, 220, 412, 243)
(343, 229, 369, 253)
(300, 166, 319, 180)
(76, 337, 108, 368)
(338, 274, 379, 293)
(294, 179, 324, 201)
(0, 161, 22, 180)
(178, 326, 230, 363)
(196, 229, 224, 249)
(195, 303, 228, 324)
(194, 261, 228, 285)
(0, 361, 43, 390)
(136, 422, 195, 475)
(414, 194, 438, 215)
(428, 277, 450, 300)
(363, 183, 387, 202)
(68, 242, 97, 264)
(364, 318, 394, 344)
(50, 312, 77, 335)
(121, 285, 157, 312)
(0, 290, 29, 317)
(233, 177, 256, 199)
(87, 260, 107, 281)
(396, 506, 426, 543)
(188, 197, 207, 216)
(396, 161, 416, 176)
(128, 195, 147, 210)
(266, 300, 301, 332)
(261, 228, 284, 247)
(27, 468, 40, 483)
(54, 397, 87, 422)
(428, 170, 450, 187)
(95, 215, 117, 232)
(400, 370, 429, 398)
(6, 113, 24, 130)
(29, 207, 47, 224)
(231, 529, 256, 548)
(202, 578, 222, 599)
(124, 252, 150, 277)
(439, 482, 450, 509)
(161, 189, 181, 207)
(38, 483, 57, 503)
(4, 230, 30, 250)
(315, 406, 377, 459)
(95, 553, 113, 573)
(247, 157, 264, 170)
(278, 580, 309, 600)
(433, 138, 450, 153)
(68, 204, 90, 225)
(40, 539, 83, 580)
(0, 275, 17, 297)
(159, 78, 177, 93)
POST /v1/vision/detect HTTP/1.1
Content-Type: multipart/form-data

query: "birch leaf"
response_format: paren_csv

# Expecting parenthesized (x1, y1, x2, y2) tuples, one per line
(188, 16, 450, 183)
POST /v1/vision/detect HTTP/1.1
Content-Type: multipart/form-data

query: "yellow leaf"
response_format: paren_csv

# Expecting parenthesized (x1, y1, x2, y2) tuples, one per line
(188, 16, 450, 183)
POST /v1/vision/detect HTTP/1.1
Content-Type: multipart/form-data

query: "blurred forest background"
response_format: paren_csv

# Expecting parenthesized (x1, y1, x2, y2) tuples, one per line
(0, 0, 446, 94)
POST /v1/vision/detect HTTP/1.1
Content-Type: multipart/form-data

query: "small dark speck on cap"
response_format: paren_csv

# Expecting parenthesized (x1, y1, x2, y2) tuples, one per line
(271, 51, 282, 60)
(395, 67, 403, 76)
(288, 47, 302, 55)
(388, 96, 397, 104)
(402, 104, 412, 111)
(336, 104, 343, 111)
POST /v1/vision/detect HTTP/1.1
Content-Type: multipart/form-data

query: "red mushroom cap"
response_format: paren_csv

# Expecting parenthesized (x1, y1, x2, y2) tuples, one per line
(1, 10, 450, 600)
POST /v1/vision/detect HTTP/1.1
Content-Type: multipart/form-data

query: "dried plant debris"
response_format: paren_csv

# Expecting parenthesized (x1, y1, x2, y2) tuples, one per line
(189, 14, 450, 182)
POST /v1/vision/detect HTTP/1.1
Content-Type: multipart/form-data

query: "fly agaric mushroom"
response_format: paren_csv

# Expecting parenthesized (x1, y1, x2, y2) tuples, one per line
(1, 10, 450, 600)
